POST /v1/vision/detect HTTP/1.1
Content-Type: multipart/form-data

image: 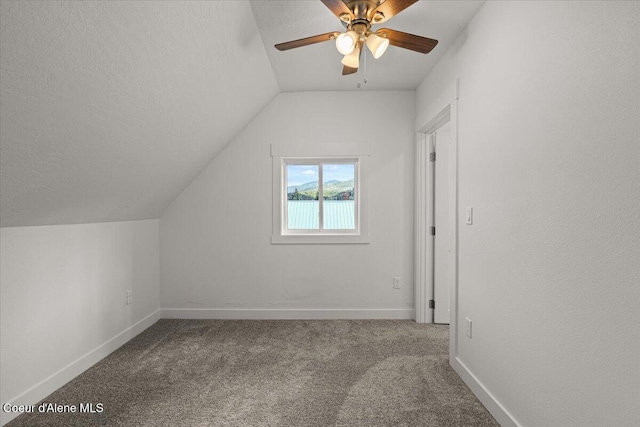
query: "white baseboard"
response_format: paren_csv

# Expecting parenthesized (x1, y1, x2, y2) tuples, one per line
(161, 308, 415, 320)
(451, 356, 521, 427)
(1, 309, 161, 426)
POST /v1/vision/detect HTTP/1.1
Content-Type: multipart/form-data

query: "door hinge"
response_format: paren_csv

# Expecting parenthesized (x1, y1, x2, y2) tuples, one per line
(430, 152, 436, 162)
(431, 226, 436, 236)
(429, 300, 435, 309)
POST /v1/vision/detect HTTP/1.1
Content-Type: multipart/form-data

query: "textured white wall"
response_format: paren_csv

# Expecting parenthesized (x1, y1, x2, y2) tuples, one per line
(161, 91, 415, 313)
(0, 220, 160, 410)
(416, 1, 640, 426)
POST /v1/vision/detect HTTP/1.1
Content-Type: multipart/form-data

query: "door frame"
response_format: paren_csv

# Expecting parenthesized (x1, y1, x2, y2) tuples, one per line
(415, 99, 459, 357)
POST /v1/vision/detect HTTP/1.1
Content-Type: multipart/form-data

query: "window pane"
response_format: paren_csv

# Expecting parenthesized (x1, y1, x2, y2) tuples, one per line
(323, 164, 355, 230)
(287, 164, 319, 229)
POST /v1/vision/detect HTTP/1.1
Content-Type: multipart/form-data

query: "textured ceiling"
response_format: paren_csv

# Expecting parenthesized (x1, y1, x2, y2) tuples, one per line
(251, 0, 484, 91)
(0, 0, 483, 227)
(0, 1, 279, 227)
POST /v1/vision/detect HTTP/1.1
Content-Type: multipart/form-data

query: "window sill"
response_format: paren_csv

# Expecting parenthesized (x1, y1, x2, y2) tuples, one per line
(271, 234, 370, 245)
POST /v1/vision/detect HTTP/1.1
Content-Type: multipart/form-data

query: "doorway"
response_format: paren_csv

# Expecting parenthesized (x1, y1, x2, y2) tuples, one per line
(432, 123, 451, 324)
(415, 101, 458, 341)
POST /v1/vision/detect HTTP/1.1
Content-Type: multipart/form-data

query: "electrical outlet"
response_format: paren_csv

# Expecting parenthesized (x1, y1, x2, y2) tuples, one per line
(393, 277, 401, 289)
(465, 317, 472, 338)
(126, 290, 133, 305)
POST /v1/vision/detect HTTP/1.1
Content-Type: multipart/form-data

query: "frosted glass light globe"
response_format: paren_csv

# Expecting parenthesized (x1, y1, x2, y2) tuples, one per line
(336, 31, 357, 55)
(341, 44, 361, 68)
(366, 32, 390, 59)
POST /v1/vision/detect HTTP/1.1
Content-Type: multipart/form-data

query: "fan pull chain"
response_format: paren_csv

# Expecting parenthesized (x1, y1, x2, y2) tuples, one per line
(357, 45, 368, 89)
(363, 45, 368, 84)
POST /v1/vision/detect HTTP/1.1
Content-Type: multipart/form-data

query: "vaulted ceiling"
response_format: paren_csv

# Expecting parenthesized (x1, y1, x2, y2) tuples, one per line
(0, 0, 483, 227)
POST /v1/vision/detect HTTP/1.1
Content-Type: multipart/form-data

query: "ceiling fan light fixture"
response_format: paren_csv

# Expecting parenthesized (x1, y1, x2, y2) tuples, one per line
(366, 32, 390, 59)
(336, 30, 358, 55)
(274, 0, 439, 76)
(341, 44, 361, 68)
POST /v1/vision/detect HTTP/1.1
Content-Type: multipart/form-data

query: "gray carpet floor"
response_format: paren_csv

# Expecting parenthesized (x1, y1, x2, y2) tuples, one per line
(7, 320, 498, 426)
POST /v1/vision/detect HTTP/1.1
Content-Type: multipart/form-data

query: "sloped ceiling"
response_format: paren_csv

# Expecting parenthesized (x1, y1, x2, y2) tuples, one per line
(0, 1, 279, 227)
(0, 0, 483, 227)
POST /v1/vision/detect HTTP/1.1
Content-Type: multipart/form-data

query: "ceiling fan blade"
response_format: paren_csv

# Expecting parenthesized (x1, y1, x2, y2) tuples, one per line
(377, 28, 438, 54)
(342, 65, 358, 75)
(275, 32, 340, 51)
(321, 0, 353, 20)
(370, 0, 417, 24)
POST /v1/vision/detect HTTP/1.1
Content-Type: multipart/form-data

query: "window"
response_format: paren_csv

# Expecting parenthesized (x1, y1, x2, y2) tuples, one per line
(271, 143, 369, 244)
(285, 160, 356, 232)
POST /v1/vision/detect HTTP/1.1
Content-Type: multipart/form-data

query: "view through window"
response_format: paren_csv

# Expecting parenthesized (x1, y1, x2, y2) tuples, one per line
(286, 162, 356, 232)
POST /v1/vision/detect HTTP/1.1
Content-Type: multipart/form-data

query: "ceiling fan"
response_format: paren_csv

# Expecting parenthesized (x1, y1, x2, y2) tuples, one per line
(275, 0, 438, 75)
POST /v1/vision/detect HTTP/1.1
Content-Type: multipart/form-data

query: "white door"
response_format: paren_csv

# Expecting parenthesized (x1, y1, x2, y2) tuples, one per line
(433, 125, 450, 324)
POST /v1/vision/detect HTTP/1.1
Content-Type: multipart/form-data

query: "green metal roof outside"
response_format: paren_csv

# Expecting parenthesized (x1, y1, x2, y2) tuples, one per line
(287, 200, 354, 230)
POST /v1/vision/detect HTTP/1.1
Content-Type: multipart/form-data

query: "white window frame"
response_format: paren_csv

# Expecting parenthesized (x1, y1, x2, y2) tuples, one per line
(271, 143, 370, 245)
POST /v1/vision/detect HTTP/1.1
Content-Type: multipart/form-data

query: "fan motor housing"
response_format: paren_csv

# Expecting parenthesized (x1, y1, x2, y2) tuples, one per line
(344, 0, 385, 23)
(350, 21, 370, 37)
